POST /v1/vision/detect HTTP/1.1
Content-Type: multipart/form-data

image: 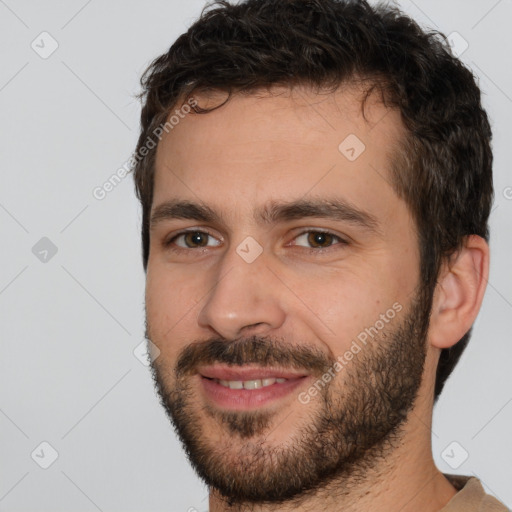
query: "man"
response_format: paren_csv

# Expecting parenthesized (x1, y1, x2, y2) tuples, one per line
(131, 0, 507, 510)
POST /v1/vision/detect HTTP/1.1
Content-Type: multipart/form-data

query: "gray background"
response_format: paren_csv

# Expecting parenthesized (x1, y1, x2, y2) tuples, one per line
(1, 0, 511, 510)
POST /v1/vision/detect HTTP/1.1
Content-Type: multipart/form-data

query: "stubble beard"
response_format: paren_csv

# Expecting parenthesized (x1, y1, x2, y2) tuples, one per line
(148, 288, 431, 505)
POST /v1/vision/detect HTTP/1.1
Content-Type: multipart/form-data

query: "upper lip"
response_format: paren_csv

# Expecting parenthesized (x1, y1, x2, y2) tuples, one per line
(198, 365, 308, 381)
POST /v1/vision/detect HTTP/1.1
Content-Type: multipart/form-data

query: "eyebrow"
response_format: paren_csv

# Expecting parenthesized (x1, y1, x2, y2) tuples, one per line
(150, 198, 381, 234)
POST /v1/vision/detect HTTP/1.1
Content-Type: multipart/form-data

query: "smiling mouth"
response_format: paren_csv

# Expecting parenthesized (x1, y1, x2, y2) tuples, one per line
(210, 377, 288, 390)
(198, 365, 310, 410)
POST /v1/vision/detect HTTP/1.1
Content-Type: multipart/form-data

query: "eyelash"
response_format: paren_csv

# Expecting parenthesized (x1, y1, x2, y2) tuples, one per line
(163, 229, 348, 254)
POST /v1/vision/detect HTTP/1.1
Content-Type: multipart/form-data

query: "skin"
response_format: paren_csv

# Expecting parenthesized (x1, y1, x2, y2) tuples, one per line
(145, 84, 489, 511)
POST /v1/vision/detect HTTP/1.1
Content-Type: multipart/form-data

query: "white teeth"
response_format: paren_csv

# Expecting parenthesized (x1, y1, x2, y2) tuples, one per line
(216, 377, 287, 389)
(219, 380, 243, 389)
(243, 379, 261, 390)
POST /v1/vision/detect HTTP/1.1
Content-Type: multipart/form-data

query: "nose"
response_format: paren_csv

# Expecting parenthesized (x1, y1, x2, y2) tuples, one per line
(196, 246, 286, 341)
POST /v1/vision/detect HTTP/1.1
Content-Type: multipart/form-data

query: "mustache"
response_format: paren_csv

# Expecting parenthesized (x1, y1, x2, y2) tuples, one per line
(174, 335, 335, 378)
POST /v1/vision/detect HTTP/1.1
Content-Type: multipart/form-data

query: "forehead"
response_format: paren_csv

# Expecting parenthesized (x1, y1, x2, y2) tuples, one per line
(152, 84, 404, 217)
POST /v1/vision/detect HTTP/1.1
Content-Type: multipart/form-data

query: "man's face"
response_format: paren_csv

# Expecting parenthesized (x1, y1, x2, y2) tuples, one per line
(145, 86, 430, 503)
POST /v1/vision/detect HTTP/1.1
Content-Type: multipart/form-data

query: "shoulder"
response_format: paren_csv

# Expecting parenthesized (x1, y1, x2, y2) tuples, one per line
(441, 474, 510, 512)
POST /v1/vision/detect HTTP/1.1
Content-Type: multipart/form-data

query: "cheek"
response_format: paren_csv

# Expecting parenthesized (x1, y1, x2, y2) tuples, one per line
(146, 260, 200, 312)
(291, 279, 382, 356)
(145, 264, 202, 355)
(284, 261, 411, 356)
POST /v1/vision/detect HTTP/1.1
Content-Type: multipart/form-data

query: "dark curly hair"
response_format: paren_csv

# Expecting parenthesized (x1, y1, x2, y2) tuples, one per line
(132, 0, 493, 402)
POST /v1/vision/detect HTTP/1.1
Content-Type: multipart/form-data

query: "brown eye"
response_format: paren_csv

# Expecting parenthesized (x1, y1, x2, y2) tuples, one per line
(294, 230, 345, 250)
(307, 231, 335, 248)
(183, 231, 209, 248)
(166, 230, 221, 249)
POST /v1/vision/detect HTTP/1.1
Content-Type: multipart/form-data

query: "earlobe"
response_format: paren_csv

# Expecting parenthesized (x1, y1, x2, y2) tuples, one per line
(429, 235, 490, 350)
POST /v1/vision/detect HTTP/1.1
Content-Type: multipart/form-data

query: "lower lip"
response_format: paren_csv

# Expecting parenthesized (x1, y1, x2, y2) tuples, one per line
(200, 376, 309, 410)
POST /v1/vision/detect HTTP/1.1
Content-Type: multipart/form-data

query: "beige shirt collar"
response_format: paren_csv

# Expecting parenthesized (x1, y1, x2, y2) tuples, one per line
(440, 474, 509, 511)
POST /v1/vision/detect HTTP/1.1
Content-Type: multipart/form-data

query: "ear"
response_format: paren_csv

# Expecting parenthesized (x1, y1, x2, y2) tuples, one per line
(429, 235, 490, 349)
